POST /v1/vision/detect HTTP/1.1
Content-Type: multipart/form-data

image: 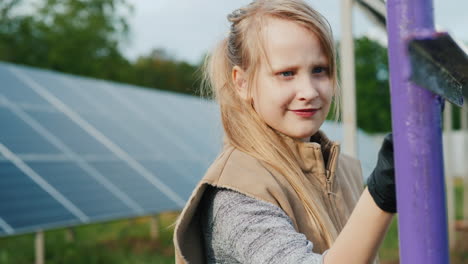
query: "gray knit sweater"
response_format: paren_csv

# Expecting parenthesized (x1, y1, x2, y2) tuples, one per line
(200, 186, 327, 264)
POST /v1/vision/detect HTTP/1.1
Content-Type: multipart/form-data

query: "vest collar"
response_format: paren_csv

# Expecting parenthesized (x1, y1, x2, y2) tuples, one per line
(279, 130, 340, 179)
(222, 130, 341, 181)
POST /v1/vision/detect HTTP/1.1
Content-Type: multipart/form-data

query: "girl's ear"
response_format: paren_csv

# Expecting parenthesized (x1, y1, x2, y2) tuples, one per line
(232, 65, 248, 100)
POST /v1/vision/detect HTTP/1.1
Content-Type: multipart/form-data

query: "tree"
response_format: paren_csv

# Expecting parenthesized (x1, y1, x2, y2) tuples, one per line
(0, 1, 204, 96)
(132, 49, 201, 95)
(0, 0, 133, 82)
(354, 37, 392, 133)
(0, 0, 28, 61)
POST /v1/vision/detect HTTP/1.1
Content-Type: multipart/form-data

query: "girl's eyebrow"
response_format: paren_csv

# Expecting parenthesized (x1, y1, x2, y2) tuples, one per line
(271, 60, 329, 73)
(271, 65, 298, 73)
(309, 57, 329, 66)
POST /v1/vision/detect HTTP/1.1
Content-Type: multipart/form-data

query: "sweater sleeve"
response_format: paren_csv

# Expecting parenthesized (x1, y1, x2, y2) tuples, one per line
(200, 185, 328, 264)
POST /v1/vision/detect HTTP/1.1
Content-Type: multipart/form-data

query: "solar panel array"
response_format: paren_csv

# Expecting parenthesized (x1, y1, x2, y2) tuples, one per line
(0, 61, 380, 238)
(0, 62, 223, 237)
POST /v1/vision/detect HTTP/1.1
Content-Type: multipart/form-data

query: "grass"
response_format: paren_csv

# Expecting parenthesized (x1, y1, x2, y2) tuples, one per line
(0, 213, 179, 264)
(0, 181, 466, 264)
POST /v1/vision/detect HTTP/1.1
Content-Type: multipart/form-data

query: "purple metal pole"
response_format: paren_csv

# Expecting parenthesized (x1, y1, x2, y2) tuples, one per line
(386, 0, 450, 263)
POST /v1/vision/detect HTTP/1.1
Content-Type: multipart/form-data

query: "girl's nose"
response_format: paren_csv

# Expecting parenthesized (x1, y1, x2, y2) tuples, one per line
(297, 75, 319, 101)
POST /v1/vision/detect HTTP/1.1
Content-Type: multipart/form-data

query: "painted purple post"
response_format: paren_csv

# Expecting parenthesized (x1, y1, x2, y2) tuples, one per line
(386, 0, 450, 263)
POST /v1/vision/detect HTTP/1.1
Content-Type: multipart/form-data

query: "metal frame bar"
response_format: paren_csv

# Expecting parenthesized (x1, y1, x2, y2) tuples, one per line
(340, 0, 357, 158)
(35, 230, 44, 264)
(386, 0, 450, 262)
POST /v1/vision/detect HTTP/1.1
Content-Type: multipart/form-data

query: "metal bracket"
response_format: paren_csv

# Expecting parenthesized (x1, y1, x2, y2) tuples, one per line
(408, 33, 467, 107)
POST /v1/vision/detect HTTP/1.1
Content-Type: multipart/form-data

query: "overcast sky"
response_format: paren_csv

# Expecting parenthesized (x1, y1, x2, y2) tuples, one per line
(122, 0, 466, 64)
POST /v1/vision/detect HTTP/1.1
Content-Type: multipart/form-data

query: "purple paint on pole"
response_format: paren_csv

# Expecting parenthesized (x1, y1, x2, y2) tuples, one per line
(386, 0, 449, 263)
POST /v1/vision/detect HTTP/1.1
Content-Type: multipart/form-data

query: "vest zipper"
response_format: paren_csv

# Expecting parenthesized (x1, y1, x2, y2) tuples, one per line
(326, 170, 343, 230)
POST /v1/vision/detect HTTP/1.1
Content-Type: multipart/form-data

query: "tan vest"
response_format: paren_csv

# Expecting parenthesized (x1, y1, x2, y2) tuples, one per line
(173, 131, 370, 263)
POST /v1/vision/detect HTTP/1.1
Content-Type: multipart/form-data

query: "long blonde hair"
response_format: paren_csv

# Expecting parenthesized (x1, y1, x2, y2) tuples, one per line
(201, 0, 340, 247)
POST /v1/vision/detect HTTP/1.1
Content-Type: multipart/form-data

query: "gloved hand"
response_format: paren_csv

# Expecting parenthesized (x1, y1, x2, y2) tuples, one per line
(367, 133, 397, 213)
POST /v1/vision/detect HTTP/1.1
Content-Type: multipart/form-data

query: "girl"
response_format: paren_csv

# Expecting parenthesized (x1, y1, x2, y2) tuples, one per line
(174, 0, 396, 263)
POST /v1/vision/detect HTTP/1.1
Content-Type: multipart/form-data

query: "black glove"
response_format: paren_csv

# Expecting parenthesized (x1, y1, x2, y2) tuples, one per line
(367, 133, 397, 213)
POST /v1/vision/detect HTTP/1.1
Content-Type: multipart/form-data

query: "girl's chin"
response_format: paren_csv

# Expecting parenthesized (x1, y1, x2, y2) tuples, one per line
(290, 131, 317, 141)
(299, 128, 320, 138)
(274, 124, 321, 141)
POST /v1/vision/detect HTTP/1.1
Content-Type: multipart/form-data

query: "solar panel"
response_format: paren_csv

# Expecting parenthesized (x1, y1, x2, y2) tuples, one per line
(0, 161, 79, 235)
(0, 61, 223, 237)
(0, 67, 52, 106)
(26, 161, 135, 219)
(123, 87, 222, 161)
(25, 70, 102, 115)
(139, 160, 200, 201)
(88, 160, 180, 212)
(78, 112, 156, 157)
(26, 110, 116, 157)
(0, 107, 63, 155)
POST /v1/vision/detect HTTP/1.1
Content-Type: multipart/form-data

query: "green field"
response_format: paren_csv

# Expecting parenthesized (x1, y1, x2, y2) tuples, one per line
(1, 181, 466, 264)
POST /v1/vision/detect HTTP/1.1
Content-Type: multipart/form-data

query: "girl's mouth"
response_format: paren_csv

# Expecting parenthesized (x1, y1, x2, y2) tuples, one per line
(290, 108, 319, 117)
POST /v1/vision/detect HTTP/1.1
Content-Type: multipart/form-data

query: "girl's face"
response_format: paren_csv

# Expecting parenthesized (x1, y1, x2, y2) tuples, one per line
(252, 17, 333, 141)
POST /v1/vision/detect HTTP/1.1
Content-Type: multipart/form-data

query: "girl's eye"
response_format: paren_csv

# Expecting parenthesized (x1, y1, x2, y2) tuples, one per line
(280, 71, 295, 77)
(312, 66, 329, 74)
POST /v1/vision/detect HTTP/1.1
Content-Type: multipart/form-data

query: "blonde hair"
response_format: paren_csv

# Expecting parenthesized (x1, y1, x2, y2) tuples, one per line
(201, 0, 340, 247)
